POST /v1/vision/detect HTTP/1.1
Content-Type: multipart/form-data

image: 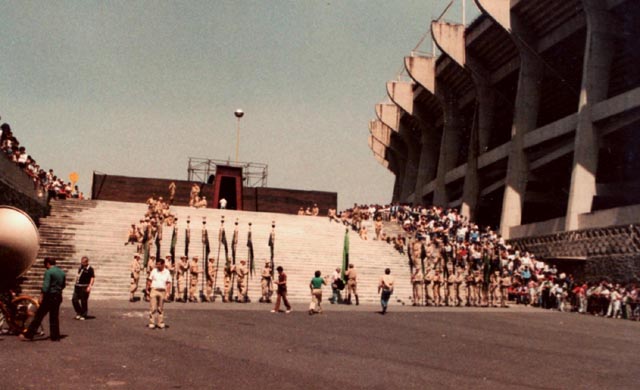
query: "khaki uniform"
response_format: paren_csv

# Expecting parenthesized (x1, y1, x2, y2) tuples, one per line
(235, 261, 249, 302)
(432, 272, 442, 306)
(223, 263, 232, 302)
(500, 274, 511, 307)
(345, 266, 359, 305)
(412, 269, 424, 306)
(130, 257, 142, 300)
(144, 258, 155, 301)
(188, 258, 200, 302)
(260, 263, 273, 303)
(176, 258, 189, 301)
(204, 260, 217, 302)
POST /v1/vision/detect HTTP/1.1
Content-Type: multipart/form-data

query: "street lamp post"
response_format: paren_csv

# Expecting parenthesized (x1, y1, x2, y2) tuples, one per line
(234, 109, 244, 163)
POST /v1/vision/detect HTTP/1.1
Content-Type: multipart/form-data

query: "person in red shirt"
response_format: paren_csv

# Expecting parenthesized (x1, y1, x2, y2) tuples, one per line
(271, 266, 291, 314)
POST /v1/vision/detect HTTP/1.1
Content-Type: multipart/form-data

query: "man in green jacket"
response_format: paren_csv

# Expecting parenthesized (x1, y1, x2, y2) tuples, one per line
(20, 257, 66, 341)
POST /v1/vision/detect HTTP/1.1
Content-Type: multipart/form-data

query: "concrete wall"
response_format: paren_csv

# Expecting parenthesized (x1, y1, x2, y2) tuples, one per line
(0, 156, 48, 221)
(91, 173, 337, 215)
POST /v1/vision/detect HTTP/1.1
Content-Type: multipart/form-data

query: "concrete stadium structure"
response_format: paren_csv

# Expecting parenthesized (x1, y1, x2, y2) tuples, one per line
(369, 0, 640, 280)
(370, 0, 639, 236)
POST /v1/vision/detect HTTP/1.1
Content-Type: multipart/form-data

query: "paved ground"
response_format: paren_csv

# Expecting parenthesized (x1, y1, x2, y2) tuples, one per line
(1, 300, 638, 389)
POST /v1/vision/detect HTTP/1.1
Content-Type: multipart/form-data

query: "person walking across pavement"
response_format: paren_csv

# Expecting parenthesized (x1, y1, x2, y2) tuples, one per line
(147, 258, 172, 329)
(271, 266, 291, 313)
(20, 258, 66, 341)
(378, 268, 395, 315)
(308, 270, 327, 315)
(72, 256, 95, 320)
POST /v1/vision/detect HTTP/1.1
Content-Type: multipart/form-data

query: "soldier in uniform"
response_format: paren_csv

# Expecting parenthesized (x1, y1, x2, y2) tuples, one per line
(411, 267, 424, 306)
(453, 267, 465, 306)
(374, 216, 383, 240)
(168, 181, 176, 205)
(489, 270, 500, 307)
(129, 254, 142, 302)
(176, 256, 189, 302)
(473, 270, 484, 307)
(345, 263, 359, 305)
(500, 270, 512, 308)
(432, 269, 442, 306)
(465, 267, 476, 306)
(260, 261, 273, 303)
(444, 269, 453, 306)
(424, 267, 434, 306)
(223, 261, 233, 303)
(164, 255, 175, 302)
(204, 258, 217, 302)
(188, 256, 200, 302)
(144, 256, 156, 302)
(235, 259, 249, 303)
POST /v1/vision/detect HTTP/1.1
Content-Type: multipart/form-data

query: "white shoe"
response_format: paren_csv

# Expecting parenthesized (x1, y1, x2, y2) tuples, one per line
(270, 310, 277, 313)
(148, 324, 156, 329)
(286, 310, 292, 314)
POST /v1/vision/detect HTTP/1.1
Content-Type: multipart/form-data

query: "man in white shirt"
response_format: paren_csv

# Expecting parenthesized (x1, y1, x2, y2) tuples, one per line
(146, 258, 172, 329)
(219, 198, 227, 209)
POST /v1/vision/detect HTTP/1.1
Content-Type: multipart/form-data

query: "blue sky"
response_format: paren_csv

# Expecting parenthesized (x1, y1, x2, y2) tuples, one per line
(0, 1, 477, 209)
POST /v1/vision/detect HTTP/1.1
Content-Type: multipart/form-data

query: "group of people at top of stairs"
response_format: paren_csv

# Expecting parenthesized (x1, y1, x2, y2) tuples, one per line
(297, 203, 320, 216)
(0, 118, 83, 200)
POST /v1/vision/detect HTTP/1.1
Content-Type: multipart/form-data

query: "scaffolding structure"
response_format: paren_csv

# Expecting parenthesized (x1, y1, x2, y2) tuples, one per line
(187, 158, 268, 187)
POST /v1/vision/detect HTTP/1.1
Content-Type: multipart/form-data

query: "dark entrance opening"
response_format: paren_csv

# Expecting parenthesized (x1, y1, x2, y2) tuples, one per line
(219, 176, 238, 210)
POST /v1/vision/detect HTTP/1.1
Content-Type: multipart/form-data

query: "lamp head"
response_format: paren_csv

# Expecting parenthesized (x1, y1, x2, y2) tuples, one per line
(234, 109, 244, 118)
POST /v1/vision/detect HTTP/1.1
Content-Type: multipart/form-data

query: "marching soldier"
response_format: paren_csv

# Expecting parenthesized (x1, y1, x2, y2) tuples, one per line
(345, 263, 359, 305)
(235, 259, 249, 302)
(204, 258, 217, 302)
(188, 256, 201, 302)
(424, 267, 434, 306)
(176, 256, 189, 302)
(260, 261, 273, 303)
(129, 254, 142, 302)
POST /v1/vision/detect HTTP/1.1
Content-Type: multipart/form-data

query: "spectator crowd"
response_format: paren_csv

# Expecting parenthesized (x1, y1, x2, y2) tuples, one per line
(1, 120, 82, 200)
(337, 203, 639, 320)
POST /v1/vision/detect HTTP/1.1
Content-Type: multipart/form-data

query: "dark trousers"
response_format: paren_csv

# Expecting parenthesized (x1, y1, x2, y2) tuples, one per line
(25, 292, 62, 340)
(274, 290, 291, 311)
(72, 286, 89, 317)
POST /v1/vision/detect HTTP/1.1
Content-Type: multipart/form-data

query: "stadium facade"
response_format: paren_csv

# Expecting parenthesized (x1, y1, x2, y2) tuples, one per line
(369, 0, 640, 280)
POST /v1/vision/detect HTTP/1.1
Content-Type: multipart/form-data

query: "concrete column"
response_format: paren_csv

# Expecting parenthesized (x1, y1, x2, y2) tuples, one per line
(405, 55, 442, 203)
(499, 49, 543, 238)
(461, 81, 495, 220)
(433, 88, 463, 206)
(400, 125, 421, 203)
(413, 123, 439, 203)
(565, 0, 616, 231)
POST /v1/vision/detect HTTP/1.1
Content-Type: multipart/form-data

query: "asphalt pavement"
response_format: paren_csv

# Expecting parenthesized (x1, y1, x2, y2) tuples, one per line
(1, 300, 638, 389)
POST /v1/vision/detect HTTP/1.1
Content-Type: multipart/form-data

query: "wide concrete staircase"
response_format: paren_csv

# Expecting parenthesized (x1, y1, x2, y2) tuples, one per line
(25, 199, 414, 304)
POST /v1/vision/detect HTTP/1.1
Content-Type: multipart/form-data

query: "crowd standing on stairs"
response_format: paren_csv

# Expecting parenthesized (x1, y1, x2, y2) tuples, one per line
(336, 203, 640, 319)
